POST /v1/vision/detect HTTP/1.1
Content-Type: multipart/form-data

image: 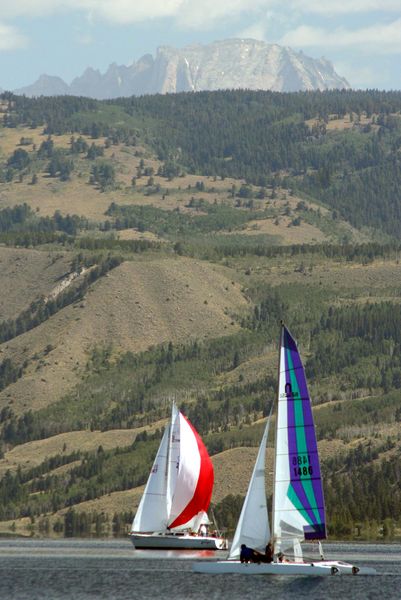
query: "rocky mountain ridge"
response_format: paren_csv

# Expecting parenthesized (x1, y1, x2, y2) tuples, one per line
(13, 39, 349, 99)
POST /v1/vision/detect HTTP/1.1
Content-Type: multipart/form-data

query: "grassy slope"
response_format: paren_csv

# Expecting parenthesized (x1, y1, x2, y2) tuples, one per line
(0, 256, 248, 415)
(0, 420, 167, 477)
(0, 248, 72, 321)
(0, 117, 399, 537)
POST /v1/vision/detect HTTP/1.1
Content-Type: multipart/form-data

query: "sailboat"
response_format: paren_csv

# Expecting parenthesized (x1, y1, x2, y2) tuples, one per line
(130, 402, 228, 550)
(193, 324, 376, 575)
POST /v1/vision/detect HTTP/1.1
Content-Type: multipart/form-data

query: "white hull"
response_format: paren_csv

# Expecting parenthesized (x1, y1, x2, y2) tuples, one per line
(130, 533, 228, 550)
(192, 559, 376, 576)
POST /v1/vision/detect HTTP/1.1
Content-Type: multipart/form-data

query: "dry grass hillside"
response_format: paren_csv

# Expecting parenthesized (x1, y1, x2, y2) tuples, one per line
(0, 125, 365, 246)
(0, 418, 398, 537)
(45, 447, 264, 525)
(0, 420, 167, 477)
(43, 434, 362, 522)
(0, 107, 399, 541)
(0, 247, 72, 321)
(41, 429, 399, 528)
(0, 256, 248, 415)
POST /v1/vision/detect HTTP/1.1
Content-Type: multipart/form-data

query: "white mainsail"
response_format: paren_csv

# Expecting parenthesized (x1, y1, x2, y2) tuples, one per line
(229, 416, 271, 559)
(132, 424, 170, 533)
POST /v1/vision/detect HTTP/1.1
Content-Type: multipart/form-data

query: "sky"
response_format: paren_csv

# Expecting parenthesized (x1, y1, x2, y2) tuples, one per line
(0, 0, 400, 91)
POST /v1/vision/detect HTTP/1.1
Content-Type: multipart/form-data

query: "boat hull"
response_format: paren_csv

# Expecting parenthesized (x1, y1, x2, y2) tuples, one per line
(192, 560, 376, 576)
(130, 533, 228, 550)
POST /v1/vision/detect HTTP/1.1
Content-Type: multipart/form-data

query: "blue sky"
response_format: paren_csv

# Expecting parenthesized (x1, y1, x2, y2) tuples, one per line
(0, 0, 400, 91)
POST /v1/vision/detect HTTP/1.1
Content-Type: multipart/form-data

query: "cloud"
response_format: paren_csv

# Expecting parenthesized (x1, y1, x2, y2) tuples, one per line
(0, 0, 186, 22)
(0, 0, 271, 30)
(84, 0, 183, 24)
(0, 0, 172, 21)
(0, 22, 27, 50)
(85, 0, 268, 29)
(0, 1, 60, 19)
(0, 0, 400, 51)
(280, 19, 401, 53)
(289, 0, 401, 16)
(1, 0, 400, 23)
(176, 0, 269, 29)
(237, 23, 267, 42)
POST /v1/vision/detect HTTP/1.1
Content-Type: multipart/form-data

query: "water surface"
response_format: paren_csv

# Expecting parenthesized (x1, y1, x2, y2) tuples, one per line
(0, 539, 399, 600)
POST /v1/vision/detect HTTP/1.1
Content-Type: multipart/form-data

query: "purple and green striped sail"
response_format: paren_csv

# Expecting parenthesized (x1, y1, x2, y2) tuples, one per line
(281, 325, 326, 540)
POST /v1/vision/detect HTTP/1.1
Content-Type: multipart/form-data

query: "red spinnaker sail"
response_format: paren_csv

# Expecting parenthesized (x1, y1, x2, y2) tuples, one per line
(168, 415, 214, 529)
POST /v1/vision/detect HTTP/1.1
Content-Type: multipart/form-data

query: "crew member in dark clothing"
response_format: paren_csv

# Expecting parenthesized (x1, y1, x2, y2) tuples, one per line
(253, 542, 274, 563)
(240, 544, 255, 563)
(263, 542, 274, 563)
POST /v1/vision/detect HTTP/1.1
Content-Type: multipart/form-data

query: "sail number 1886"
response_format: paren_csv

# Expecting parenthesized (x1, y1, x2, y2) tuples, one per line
(292, 454, 313, 478)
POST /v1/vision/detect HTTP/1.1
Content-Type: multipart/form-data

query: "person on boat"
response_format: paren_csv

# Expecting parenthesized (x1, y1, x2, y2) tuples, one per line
(199, 524, 208, 537)
(277, 552, 287, 563)
(263, 542, 274, 563)
(240, 544, 255, 563)
(252, 542, 273, 563)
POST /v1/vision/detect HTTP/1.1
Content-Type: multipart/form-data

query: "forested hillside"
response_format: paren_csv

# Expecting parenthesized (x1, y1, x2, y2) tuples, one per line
(0, 89, 400, 540)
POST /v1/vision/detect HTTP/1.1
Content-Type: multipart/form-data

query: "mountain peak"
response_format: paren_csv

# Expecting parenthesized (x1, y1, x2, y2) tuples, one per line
(11, 39, 350, 99)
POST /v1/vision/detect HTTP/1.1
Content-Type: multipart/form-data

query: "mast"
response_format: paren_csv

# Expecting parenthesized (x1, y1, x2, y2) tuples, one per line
(166, 401, 177, 523)
(271, 321, 284, 555)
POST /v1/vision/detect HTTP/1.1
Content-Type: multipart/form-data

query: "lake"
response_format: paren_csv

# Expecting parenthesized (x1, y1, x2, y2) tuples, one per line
(0, 538, 399, 600)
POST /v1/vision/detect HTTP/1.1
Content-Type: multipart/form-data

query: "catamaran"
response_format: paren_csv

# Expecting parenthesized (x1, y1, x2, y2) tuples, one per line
(130, 403, 228, 550)
(193, 324, 376, 575)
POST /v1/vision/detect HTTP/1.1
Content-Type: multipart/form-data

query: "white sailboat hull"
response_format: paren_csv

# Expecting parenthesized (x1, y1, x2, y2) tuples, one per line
(192, 559, 376, 576)
(130, 533, 228, 550)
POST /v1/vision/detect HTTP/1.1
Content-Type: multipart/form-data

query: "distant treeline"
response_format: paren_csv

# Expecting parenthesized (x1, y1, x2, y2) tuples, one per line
(3, 89, 401, 237)
(0, 359, 25, 393)
(0, 435, 161, 520)
(106, 201, 401, 262)
(0, 204, 88, 237)
(0, 231, 68, 247)
(75, 236, 161, 253)
(1, 92, 136, 142)
(175, 238, 401, 262)
(0, 204, 164, 252)
(307, 302, 401, 392)
(106, 200, 268, 236)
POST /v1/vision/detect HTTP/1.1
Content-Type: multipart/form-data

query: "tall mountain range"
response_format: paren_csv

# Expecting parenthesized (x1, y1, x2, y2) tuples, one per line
(12, 39, 349, 99)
